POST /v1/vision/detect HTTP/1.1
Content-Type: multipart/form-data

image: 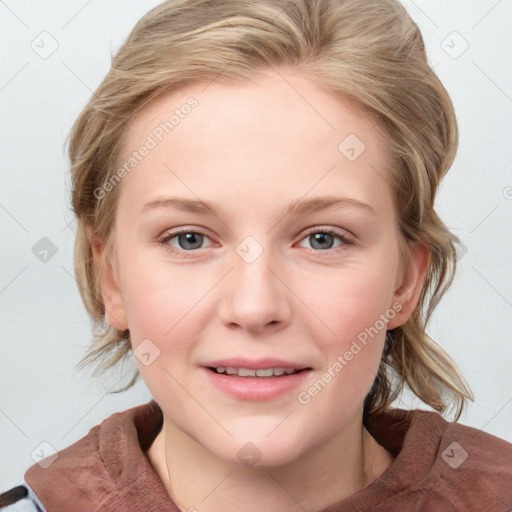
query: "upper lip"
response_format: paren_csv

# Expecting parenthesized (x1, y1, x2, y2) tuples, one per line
(202, 358, 311, 370)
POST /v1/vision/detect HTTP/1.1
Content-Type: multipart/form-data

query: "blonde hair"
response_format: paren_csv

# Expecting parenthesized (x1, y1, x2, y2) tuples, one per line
(69, 0, 473, 419)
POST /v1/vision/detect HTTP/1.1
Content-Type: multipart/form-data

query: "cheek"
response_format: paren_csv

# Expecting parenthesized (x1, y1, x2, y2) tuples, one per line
(296, 257, 398, 344)
(292, 256, 396, 411)
(118, 253, 218, 398)
(294, 268, 392, 432)
(122, 261, 202, 404)
(119, 251, 205, 340)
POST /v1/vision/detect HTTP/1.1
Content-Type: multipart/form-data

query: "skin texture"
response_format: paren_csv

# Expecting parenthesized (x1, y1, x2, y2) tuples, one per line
(92, 68, 429, 512)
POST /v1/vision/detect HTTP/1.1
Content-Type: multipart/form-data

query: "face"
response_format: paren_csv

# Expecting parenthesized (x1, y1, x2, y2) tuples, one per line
(97, 68, 427, 467)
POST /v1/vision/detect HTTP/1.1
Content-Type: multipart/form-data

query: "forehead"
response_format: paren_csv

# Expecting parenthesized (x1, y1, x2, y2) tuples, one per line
(122, 70, 386, 152)
(115, 69, 393, 216)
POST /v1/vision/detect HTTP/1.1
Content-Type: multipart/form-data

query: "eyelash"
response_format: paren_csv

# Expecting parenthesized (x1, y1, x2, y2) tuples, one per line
(157, 227, 354, 258)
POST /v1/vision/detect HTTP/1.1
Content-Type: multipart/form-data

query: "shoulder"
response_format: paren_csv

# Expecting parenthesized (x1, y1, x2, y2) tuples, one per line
(365, 408, 512, 511)
(404, 410, 512, 510)
(426, 416, 512, 509)
(0, 480, 46, 512)
(4, 401, 164, 512)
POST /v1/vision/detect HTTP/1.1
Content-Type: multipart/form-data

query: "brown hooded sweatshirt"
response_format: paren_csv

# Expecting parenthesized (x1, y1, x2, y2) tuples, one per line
(2, 400, 511, 511)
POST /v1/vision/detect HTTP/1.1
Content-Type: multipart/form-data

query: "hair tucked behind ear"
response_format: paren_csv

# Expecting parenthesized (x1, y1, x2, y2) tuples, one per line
(68, 0, 473, 417)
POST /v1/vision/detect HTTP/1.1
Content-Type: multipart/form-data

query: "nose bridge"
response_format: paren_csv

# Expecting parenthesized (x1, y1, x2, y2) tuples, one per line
(220, 236, 290, 331)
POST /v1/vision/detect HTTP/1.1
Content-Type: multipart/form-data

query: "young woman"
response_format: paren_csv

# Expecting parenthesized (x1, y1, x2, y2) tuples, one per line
(2, 0, 511, 510)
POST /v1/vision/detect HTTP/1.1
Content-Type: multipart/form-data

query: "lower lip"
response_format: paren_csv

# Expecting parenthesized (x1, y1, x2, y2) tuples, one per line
(201, 367, 312, 401)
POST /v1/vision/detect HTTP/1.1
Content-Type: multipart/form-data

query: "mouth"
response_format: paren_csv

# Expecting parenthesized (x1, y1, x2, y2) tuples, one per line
(201, 359, 313, 400)
(206, 366, 311, 378)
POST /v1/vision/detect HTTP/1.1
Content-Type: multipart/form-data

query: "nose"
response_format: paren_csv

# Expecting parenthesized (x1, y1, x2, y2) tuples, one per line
(218, 246, 291, 334)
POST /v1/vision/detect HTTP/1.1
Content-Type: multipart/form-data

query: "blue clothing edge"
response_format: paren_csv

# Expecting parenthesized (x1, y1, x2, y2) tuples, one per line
(0, 479, 46, 512)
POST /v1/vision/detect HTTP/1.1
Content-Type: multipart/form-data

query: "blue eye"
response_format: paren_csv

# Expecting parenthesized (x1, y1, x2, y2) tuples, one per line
(299, 229, 352, 251)
(159, 229, 212, 253)
(158, 227, 353, 257)
(302, 228, 354, 252)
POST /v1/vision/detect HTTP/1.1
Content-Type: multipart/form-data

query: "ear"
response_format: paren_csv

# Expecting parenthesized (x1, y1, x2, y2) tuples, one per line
(386, 242, 430, 330)
(89, 229, 128, 331)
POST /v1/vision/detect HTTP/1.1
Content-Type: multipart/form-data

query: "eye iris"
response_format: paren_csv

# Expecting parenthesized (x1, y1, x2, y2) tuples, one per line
(310, 233, 334, 250)
(179, 232, 203, 250)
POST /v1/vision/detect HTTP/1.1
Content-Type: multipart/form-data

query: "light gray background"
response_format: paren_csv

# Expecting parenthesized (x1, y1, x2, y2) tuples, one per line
(1, 0, 511, 491)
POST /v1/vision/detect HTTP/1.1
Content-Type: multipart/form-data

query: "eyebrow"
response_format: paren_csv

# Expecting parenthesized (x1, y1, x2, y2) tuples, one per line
(141, 195, 376, 218)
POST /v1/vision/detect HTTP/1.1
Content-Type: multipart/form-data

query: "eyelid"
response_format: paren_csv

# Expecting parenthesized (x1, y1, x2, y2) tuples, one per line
(300, 225, 354, 243)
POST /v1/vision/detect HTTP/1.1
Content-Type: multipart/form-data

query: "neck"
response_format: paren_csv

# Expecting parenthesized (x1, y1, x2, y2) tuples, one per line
(147, 412, 393, 512)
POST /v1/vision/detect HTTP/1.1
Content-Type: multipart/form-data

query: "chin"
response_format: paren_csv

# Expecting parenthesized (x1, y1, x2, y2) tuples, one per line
(208, 434, 309, 469)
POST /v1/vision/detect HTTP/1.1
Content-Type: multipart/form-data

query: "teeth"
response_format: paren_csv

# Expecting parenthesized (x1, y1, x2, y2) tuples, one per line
(215, 367, 300, 377)
(238, 368, 256, 377)
(256, 369, 273, 377)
